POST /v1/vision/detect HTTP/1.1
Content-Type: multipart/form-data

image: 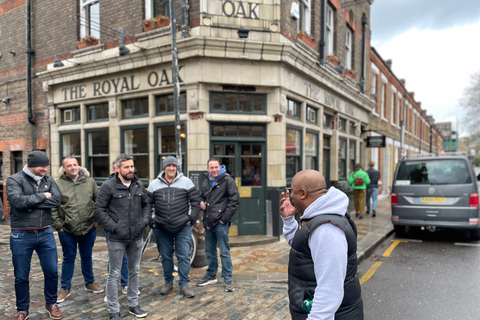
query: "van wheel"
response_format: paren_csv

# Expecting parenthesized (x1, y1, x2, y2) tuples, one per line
(470, 229, 480, 240)
(394, 225, 407, 237)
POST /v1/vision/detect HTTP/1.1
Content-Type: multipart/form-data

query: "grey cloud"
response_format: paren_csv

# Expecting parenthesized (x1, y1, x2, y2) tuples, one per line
(371, 0, 480, 44)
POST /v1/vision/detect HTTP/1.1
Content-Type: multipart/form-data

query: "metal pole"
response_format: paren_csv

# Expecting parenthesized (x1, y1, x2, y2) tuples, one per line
(359, 13, 368, 93)
(170, 0, 183, 172)
(319, 0, 326, 65)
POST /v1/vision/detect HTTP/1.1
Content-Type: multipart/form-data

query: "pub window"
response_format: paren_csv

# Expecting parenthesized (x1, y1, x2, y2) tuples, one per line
(326, 5, 334, 56)
(286, 127, 302, 186)
(306, 106, 317, 124)
(322, 135, 331, 187)
(80, 0, 100, 39)
(157, 124, 186, 172)
(305, 131, 318, 170)
(87, 103, 109, 122)
(12, 151, 23, 174)
(241, 144, 263, 187)
(87, 130, 109, 179)
(338, 138, 347, 179)
(349, 140, 356, 175)
(349, 122, 357, 135)
(122, 127, 149, 180)
(211, 124, 265, 138)
(287, 98, 301, 120)
(156, 92, 186, 114)
(210, 92, 266, 113)
(338, 118, 347, 132)
(145, 0, 170, 19)
(61, 132, 81, 166)
(323, 113, 333, 129)
(299, 0, 311, 34)
(61, 107, 81, 124)
(122, 97, 149, 118)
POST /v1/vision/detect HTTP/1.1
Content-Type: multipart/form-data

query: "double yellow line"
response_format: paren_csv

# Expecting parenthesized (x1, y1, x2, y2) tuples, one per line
(359, 240, 407, 285)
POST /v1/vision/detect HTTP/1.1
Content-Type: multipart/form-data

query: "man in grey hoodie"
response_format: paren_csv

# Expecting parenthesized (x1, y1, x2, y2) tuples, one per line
(280, 170, 363, 320)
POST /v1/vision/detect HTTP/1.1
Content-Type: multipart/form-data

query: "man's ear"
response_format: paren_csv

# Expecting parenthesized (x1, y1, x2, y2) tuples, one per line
(300, 188, 308, 200)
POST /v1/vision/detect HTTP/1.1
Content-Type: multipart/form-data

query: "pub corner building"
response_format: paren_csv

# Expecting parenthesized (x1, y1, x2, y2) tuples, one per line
(0, 0, 377, 237)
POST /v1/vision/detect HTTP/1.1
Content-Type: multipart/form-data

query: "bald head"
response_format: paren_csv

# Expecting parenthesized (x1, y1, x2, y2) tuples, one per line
(290, 170, 328, 213)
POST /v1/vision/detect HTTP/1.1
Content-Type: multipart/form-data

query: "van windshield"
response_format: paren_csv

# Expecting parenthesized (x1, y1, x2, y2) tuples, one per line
(395, 159, 472, 185)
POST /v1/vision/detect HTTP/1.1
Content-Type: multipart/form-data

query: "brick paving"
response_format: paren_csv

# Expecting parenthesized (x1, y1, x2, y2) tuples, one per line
(0, 197, 392, 319)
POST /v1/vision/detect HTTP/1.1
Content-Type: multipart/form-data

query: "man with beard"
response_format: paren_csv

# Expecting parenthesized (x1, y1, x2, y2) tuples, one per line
(94, 154, 151, 320)
(280, 170, 363, 320)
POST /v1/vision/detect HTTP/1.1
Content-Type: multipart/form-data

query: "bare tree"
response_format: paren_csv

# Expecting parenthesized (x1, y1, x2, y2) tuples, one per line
(460, 72, 480, 137)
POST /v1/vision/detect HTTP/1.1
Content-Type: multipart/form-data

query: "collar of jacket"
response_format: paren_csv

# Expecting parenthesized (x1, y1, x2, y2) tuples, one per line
(114, 173, 139, 188)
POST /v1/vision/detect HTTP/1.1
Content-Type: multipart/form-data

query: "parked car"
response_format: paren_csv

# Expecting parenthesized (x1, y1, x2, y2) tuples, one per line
(391, 155, 480, 239)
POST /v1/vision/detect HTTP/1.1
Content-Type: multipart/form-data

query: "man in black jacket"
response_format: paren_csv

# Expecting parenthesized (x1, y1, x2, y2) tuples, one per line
(94, 154, 151, 320)
(7, 150, 63, 320)
(197, 158, 239, 292)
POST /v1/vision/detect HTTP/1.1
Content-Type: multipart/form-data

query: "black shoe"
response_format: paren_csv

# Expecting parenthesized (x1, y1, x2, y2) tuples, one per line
(128, 305, 147, 318)
(355, 212, 360, 218)
(366, 210, 370, 214)
(109, 313, 121, 320)
(373, 211, 376, 217)
(358, 214, 363, 219)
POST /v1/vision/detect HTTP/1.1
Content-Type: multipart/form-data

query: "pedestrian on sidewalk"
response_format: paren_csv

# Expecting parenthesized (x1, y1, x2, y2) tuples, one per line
(197, 158, 239, 292)
(147, 156, 201, 298)
(51, 157, 103, 304)
(348, 163, 370, 219)
(104, 161, 132, 300)
(366, 161, 381, 217)
(280, 170, 363, 320)
(7, 150, 63, 320)
(94, 154, 151, 319)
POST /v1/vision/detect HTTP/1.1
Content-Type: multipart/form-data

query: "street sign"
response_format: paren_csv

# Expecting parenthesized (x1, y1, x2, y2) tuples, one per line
(367, 135, 386, 148)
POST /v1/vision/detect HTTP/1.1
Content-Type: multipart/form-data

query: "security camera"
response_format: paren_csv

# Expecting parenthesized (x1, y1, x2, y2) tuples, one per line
(2, 98, 11, 104)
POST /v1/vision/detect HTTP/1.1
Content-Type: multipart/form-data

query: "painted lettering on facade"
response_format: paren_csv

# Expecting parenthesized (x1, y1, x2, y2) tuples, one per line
(324, 91, 341, 111)
(222, 1, 260, 19)
(305, 81, 320, 101)
(59, 67, 183, 102)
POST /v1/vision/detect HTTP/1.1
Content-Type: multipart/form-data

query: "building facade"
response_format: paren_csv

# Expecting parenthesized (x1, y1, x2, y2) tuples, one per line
(1, 0, 376, 234)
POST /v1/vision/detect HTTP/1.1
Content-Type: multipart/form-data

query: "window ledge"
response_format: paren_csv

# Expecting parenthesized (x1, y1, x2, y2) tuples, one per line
(381, 117, 388, 122)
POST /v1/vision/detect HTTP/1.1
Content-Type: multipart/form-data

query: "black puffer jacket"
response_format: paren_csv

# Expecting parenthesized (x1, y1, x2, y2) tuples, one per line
(7, 170, 61, 229)
(200, 172, 239, 230)
(147, 171, 201, 234)
(94, 174, 151, 243)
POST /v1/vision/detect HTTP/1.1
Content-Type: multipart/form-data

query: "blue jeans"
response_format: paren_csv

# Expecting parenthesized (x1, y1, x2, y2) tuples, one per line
(204, 223, 233, 282)
(366, 187, 379, 212)
(106, 239, 143, 313)
(106, 231, 128, 288)
(58, 227, 96, 290)
(10, 227, 58, 312)
(153, 224, 191, 288)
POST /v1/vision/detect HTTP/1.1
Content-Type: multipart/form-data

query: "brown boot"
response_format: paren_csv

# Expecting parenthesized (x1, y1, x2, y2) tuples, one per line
(14, 311, 29, 320)
(45, 304, 62, 320)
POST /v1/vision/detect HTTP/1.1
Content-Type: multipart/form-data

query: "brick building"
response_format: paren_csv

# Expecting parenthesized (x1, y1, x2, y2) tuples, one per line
(1, 0, 377, 234)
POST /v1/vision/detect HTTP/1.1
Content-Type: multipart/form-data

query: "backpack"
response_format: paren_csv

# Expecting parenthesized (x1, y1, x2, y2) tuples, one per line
(353, 175, 364, 187)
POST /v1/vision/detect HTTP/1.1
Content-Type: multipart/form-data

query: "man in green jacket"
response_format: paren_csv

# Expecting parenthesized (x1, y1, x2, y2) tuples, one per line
(348, 163, 371, 219)
(52, 157, 103, 303)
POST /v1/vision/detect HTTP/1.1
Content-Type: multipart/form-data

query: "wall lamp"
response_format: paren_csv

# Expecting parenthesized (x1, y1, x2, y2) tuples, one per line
(237, 28, 250, 39)
(53, 55, 80, 68)
(2, 97, 12, 105)
(334, 64, 344, 74)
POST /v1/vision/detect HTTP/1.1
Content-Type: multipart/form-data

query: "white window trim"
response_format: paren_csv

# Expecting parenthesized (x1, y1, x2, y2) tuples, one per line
(80, 0, 100, 38)
(345, 29, 352, 70)
(299, 0, 311, 34)
(326, 5, 334, 56)
(371, 63, 379, 98)
(390, 85, 397, 127)
(397, 93, 402, 127)
(380, 75, 388, 122)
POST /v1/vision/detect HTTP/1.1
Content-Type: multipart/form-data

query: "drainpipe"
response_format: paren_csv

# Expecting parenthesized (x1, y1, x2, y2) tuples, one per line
(181, 0, 189, 38)
(26, 0, 35, 125)
(359, 12, 368, 93)
(319, 0, 326, 65)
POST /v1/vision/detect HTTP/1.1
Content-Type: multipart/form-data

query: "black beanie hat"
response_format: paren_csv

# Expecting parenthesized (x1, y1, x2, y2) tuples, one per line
(27, 150, 50, 167)
(162, 156, 178, 170)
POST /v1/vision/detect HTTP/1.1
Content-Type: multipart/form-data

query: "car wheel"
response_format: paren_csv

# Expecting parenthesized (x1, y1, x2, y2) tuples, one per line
(469, 228, 480, 240)
(394, 225, 407, 237)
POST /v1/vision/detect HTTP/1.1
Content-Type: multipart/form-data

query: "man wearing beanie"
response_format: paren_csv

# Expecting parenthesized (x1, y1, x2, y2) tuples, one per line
(147, 156, 201, 298)
(6, 150, 63, 320)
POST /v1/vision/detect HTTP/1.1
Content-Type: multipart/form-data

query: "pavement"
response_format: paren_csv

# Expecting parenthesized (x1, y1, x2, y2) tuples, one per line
(0, 197, 393, 319)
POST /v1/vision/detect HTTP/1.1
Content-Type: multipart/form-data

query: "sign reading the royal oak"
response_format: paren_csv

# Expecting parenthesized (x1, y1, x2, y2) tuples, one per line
(222, 0, 260, 19)
(58, 67, 184, 102)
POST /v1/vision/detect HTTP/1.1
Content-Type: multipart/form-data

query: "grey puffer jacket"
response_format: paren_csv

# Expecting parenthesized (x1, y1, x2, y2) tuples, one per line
(94, 174, 151, 243)
(200, 172, 239, 230)
(7, 170, 61, 229)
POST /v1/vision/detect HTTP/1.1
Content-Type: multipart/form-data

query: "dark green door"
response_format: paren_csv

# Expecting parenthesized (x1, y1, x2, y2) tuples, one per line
(212, 142, 266, 235)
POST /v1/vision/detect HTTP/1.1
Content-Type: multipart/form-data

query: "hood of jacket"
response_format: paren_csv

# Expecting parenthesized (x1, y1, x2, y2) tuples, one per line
(300, 186, 348, 220)
(57, 166, 91, 179)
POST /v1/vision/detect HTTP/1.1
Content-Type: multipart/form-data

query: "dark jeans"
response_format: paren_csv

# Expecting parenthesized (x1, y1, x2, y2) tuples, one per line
(10, 227, 58, 312)
(204, 223, 233, 282)
(105, 231, 128, 288)
(58, 227, 97, 290)
(153, 224, 192, 288)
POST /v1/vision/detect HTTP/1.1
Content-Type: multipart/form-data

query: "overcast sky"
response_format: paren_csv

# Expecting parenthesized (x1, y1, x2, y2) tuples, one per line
(370, 0, 480, 136)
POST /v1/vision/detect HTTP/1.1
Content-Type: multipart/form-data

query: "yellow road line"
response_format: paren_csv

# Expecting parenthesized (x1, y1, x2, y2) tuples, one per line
(382, 240, 407, 257)
(360, 261, 382, 285)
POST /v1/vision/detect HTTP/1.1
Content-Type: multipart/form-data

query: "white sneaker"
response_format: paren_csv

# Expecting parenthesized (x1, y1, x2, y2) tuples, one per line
(104, 295, 107, 303)
(122, 286, 140, 295)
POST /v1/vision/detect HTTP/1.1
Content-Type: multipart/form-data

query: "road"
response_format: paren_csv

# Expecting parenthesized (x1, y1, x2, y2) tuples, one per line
(358, 228, 480, 320)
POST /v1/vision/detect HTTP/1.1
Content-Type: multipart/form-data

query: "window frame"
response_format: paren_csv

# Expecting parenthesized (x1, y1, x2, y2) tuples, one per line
(345, 28, 352, 70)
(154, 122, 187, 175)
(85, 129, 110, 182)
(145, 0, 171, 20)
(326, 5, 334, 56)
(210, 92, 266, 114)
(286, 98, 302, 120)
(286, 126, 303, 186)
(305, 130, 319, 171)
(299, 0, 311, 34)
(60, 131, 82, 166)
(121, 126, 149, 183)
(155, 92, 187, 115)
(80, 0, 100, 39)
(86, 102, 109, 123)
(338, 138, 347, 179)
(122, 97, 149, 119)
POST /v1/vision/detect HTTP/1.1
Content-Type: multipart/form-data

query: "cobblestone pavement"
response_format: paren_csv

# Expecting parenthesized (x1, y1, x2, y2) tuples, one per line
(0, 197, 392, 319)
